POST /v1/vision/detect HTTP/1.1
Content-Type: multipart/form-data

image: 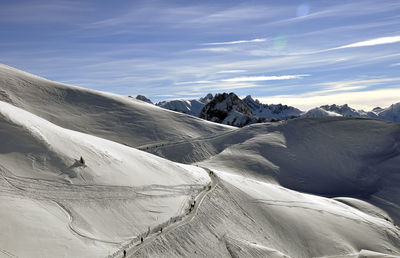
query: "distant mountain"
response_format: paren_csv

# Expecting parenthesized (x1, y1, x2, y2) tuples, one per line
(199, 92, 263, 127)
(156, 93, 213, 116)
(302, 107, 342, 118)
(318, 103, 400, 123)
(134, 94, 153, 104)
(148, 91, 400, 125)
(243, 95, 302, 120)
(319, 104, 377, 118)
(378, 102, 400, 123)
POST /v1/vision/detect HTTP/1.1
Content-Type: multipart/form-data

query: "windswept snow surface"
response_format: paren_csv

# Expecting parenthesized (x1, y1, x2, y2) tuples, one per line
(146, 117, 400, 225)
(0, 100, 209, 257)
(130, 171, 400, 258)
(0, 64, 234, 147)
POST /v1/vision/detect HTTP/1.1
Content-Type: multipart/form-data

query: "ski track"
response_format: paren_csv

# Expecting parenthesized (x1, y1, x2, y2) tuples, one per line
(136, 128, 238, 151)
(252, 199, 400, 239)
(0, 248, 18, 258)
(53, 201, 121, 245)
(108, 167, 218, 258)
(0, 165, 203, 201)
(0, 164, 206, 247)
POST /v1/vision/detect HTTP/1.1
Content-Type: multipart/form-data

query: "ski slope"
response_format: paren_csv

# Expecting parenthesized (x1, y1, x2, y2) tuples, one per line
(0, 100, 210, 257)
(1, 64, 400, 257)
(130, 171, 400, 257)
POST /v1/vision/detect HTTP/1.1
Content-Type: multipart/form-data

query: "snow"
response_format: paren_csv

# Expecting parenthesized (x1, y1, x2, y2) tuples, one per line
(156, 93, 213, 117)
(1, 64, 400, 258)
(379, 102, 400, 123)
(317, 103, 400, 124)
(0, 99, 210, 257)
(0, 64, 234, 148)
(302, 107, 342, 117)
(156, 99, 206, 116)
(130, 169, 400, 257)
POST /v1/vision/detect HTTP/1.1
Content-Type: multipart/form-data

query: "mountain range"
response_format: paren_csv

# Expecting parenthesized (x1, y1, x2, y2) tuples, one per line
(137, 93, 400, 126)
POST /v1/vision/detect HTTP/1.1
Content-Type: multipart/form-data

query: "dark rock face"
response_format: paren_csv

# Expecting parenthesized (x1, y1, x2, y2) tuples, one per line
(135, 95, 153, 104)
(199, 93, 262, 127)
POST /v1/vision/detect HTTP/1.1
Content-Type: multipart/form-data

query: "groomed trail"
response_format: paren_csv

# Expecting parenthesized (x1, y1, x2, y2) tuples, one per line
(108, 167, 218, 258)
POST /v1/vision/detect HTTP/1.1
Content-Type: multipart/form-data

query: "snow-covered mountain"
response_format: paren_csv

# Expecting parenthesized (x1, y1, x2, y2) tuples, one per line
(156, 93, 213, 116)
(378, 102, 400, 123)
(320, 104, 377, 118)
(199, 92, 263, 127)
(302, 107, 342, 117)
(318, 103, 400, 123)
(154, 93, 400, 126)
(1, 64, 400, 258)
(243, 95, 302, 120)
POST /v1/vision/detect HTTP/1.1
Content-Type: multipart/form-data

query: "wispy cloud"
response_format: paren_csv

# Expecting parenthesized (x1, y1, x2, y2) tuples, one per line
(257, 77, 400, 110)
(174, 80, 213, 85)
(194, 47, 233, 53)
(203, 38, 267, 46)
(221, 74, 310, 82)
(333, 35, 400, 50)
(258, 88, 400, 111)
(0, 0, 90, 23)
(216, 70, 246, 74)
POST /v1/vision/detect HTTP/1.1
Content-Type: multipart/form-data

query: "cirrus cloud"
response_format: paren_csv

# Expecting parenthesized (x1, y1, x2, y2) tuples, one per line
(221, 74, 310, 82)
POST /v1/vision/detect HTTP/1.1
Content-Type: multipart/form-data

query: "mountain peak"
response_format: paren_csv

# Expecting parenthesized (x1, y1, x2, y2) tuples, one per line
(199, 93, 213, 103)
(135, 95, 153, 104)
(242, 96, 302, 120)
(199, 92, 261, 127)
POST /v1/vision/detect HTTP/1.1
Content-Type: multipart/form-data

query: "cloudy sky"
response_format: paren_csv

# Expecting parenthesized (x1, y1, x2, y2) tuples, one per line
(1, 0, 400, 110)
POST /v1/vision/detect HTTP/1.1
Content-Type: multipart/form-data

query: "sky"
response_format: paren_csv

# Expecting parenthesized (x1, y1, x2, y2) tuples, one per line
(1, 0, 400, 110)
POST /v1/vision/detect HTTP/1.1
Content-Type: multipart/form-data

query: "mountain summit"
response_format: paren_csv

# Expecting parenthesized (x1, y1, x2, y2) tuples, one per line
(199, 92, 262, 127)
(243, 95, 302, 120)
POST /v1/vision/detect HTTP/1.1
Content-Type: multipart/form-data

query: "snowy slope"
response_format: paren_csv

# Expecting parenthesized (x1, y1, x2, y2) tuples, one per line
(0, 100, 210, 257)
(0, 64, 234, 147)
(145, 117, 400, 226)
(131, 170, 400, 257)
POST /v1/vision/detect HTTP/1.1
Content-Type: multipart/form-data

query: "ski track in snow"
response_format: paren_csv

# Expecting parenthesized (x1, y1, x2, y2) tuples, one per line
(108, 167, 218, 258)
(136, 128, 238, 151)
(53, 201, 122, 245)
(0, 164, 206, 246)
(0, 164, 202, 202)
(0, 248, 18, 258)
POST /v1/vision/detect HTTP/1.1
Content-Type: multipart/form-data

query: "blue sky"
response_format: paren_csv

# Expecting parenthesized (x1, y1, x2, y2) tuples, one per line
(1, 0, 400, 110)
